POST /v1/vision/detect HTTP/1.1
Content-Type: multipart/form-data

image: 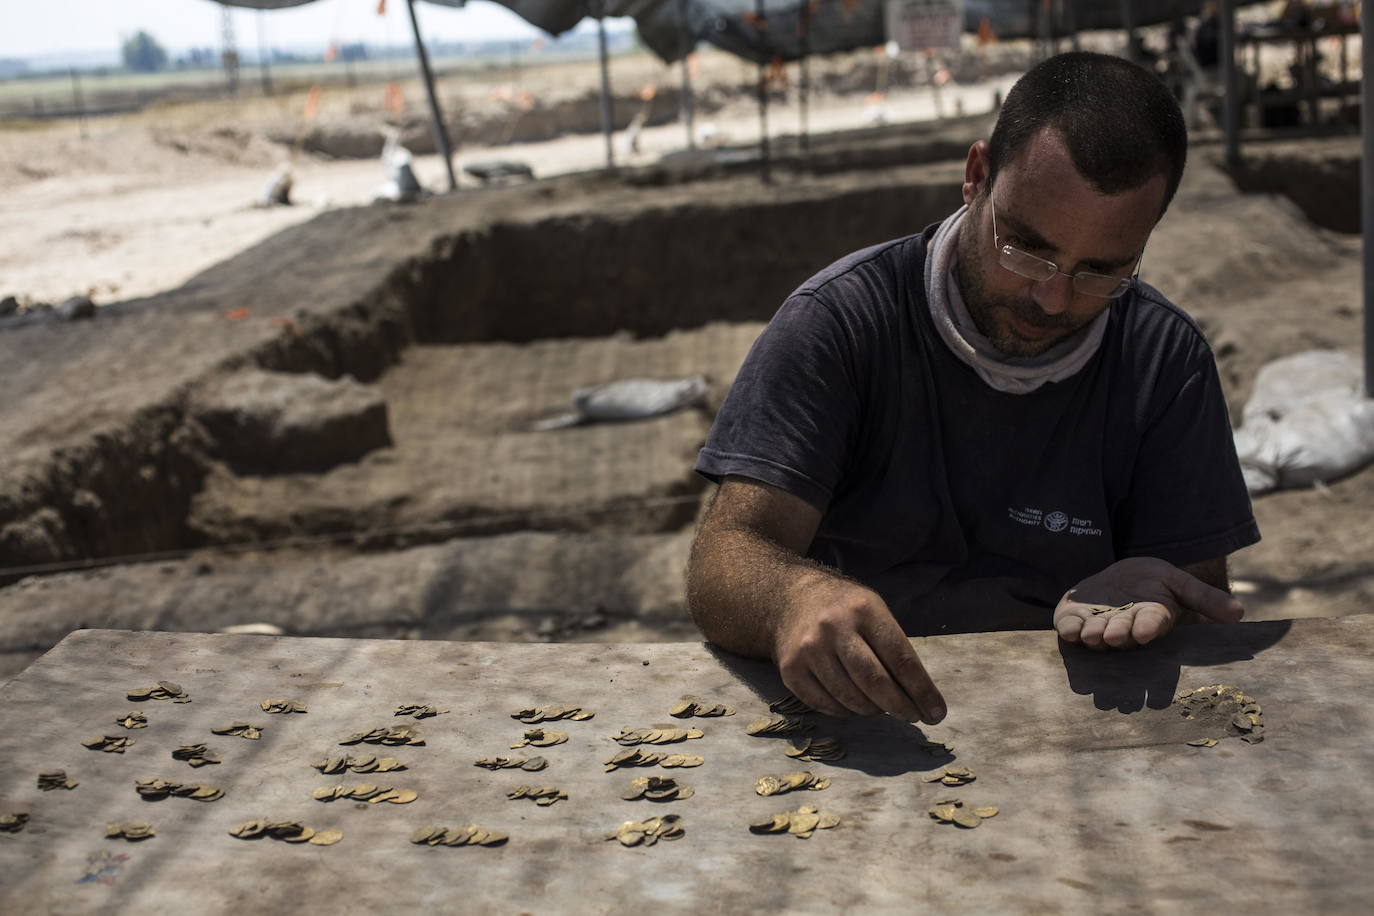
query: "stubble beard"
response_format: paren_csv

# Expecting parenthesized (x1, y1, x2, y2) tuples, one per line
(954, 214, 1079, 359)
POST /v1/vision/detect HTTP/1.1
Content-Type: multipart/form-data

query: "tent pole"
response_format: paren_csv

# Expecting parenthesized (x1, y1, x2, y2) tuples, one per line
(596, 9, 616, 169)
(800, 2, 811, 159)
(1219, 0, 1240, 169)
(677, 0, 696, 149)
(755, 0, 771, 183)
(1363, 3, 1373, 396)
(256, 11, 273, 96)
(404, 0, 458, 191)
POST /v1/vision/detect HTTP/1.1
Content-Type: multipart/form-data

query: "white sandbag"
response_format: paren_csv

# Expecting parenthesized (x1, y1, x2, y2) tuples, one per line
(1233, 350, 1374, 494)
(531, 375, 710, 431)
(376, 131, 422, 203)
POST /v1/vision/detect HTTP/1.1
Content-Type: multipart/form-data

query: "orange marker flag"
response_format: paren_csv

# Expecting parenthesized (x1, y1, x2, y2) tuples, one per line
(376, 0, 387, 14)
(303, 85, 321, 121)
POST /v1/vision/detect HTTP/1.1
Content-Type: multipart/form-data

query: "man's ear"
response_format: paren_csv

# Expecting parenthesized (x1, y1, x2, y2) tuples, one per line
(962, 140, 990, 206)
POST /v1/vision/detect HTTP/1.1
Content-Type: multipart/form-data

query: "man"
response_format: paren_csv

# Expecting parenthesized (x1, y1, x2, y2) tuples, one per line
(686, 53, 1259, 726)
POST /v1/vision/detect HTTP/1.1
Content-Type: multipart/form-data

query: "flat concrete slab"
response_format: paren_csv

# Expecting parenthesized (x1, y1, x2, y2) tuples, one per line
(1, 618, 1371, 913)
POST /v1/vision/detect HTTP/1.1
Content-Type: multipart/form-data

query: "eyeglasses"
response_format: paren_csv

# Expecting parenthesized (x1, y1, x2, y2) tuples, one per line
(990, 197, 1139, 300)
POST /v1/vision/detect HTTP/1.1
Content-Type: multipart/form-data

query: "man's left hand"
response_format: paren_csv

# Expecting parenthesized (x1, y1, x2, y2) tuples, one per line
(1054, 557, 1245, 650)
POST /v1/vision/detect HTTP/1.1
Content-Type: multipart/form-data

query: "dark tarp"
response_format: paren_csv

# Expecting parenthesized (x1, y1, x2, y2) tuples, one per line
(210, 0, 1268, 65)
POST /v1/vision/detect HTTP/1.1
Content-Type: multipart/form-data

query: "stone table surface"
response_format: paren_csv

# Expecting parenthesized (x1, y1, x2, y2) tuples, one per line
(1, 618, 1371, 914)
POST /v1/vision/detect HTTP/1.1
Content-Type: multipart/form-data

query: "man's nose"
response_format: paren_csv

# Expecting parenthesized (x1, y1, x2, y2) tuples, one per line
(1030, 272, 1074, 315)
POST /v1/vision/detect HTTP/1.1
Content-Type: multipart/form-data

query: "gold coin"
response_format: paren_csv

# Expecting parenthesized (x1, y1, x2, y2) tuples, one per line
(952, 811, 982, 828)
(282, 827, 316, 843)
(386, 789, 419, 804)
(972, 807, 999, 818)
(309, 829, 343, 846)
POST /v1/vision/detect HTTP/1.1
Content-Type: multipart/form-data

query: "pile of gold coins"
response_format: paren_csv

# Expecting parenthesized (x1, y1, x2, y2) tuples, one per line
(604, 748, 704, 772)
(410, 825, 507, 847)
(339, 725, 424, 747)
(127, 682, 190, 703)
(37, 770, 78, 791)
(473, 756, 547, 771)
(1178, 684, 1265, 745)
(511, 705, 595, 724)
(311, 785, 418, 804)
(82, 735, 135, 754)
(510, 728, 566, 749)
(754, 771, 831, 796)
(606, 814, 685, 847)
(394, 704, 447, 719)
(260, 699, 309, 714)
(784, 736, 845, 762)
(135, 778, 224, 802)
(928, 799, 998, 829)
(622, 776, 693, 801)
(172, 744, 221, 767)
(211, 722, 263, 740)
(505, 785, 568, 806)
(105, 822, 155, 841)
(613, 726, 704, 746)
(312, 754, 406, 774)
(1, 813, 29, 833)
(749, 805, 839, 838)
(746, 715, 810, 737)
(116, 712, 148, 729)
(229, 820, 341, 845)
(669, 696, 735, 718)
(921, 766, 976, 787)
(769, 694, 815, 716)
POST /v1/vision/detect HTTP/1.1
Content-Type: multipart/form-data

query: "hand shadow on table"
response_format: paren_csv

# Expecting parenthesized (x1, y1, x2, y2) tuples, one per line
(704, 644, 954, 778)
(1058, 619, 1292, 714)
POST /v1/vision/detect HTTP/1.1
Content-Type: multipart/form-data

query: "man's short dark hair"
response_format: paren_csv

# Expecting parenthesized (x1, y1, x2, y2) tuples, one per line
(987, 52, 1188, 214)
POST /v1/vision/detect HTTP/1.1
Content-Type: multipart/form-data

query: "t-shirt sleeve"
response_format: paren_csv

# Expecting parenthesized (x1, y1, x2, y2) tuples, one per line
(1116, 354, 1261, 565)
(694, 293, 861, 512)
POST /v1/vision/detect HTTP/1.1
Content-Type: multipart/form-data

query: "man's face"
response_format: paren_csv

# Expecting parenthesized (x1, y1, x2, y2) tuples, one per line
(954, 128, 1166, 358)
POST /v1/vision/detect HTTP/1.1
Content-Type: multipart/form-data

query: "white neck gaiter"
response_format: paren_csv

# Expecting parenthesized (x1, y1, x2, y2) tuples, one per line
(923, 205, 1110, 395)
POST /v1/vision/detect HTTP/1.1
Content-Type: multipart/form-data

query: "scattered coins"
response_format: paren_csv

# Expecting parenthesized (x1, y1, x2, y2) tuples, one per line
(312, 785, 418, 804)
(410, 825, 508, 847)
(394, 704, 448, 719)
(1087, 601, 1135, 616)
(340, 726, 424, 747)
(510, 728, 567, 749)
(38, 771, 78, 791)
(505, 785, 568, 807)
(172, 744, 221, 767)
(134, 778, 224, 802)
(127, 681, 190, 703)
(474, 756, 547, 772)
(312, 754, 406, 775)
(1186, 738, 1219, 748)
(921, 766, 976, 787)
(749, 804, 840, 838)
(603, 748, 704, 772)
(668, 695, 736, 718)
(511, 705, 595, 724)
(614, 726, 705, 746)
(747, 716, 810, 737)
(928, 798, 997, 828)
(917, 739, 954, 757)
(784, 737, 845, 762)
(755, 771, 831, 797)
(228, 820, 342, 845)
(622, 776, 694, 801)
(116, 712, 148, 729)
(769, 694, 815, 716)
(1177, 685, 1266, 744)
(211, 722, 263, 740)
(606, 814, 685, 847)
(83, 735, 135, 754)
(105, 822, 155, 841)
(0, 813, 29, 833)
(260, 699, 309, 714)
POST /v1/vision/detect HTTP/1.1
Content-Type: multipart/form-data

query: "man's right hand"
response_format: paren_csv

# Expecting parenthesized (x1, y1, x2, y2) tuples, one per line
(771, 575, 947, 724)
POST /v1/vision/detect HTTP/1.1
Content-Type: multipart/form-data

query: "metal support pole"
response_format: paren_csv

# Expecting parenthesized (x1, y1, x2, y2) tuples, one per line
(1362, 5, 1373, 396)
(677, 0, 696, 149)
(596, 12, 616, 170)
(1219, 0, 1240, 168)
(404, 0, 458, 192)
(799, 3, 811, 159)
(755, 0, 771, 183)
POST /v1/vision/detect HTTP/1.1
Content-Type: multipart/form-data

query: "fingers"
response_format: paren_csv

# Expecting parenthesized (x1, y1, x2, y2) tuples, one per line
(858, 618, 946, 723)
(1054, 612, 1085, 643)
(782, 669, 861, 720)
(1166, 566, 1246, 623)
(1128, 604, 1176, 645)
(836, 635, 929, 724)
(811, 651, 884, 716)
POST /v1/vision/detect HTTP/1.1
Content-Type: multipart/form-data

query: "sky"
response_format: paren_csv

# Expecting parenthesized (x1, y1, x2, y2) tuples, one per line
(2, 0, 625, 62)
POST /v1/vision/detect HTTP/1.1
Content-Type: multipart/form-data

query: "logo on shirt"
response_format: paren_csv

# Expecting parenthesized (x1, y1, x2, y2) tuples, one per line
(1007, 506, 1103, 537)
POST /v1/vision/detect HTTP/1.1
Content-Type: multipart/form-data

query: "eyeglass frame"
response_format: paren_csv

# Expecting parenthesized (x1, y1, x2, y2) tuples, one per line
(989, 195, 1142, 300)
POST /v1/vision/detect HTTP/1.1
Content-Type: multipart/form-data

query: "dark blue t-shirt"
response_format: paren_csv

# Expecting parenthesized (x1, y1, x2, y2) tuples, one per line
(694, 226, 1260, 634)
